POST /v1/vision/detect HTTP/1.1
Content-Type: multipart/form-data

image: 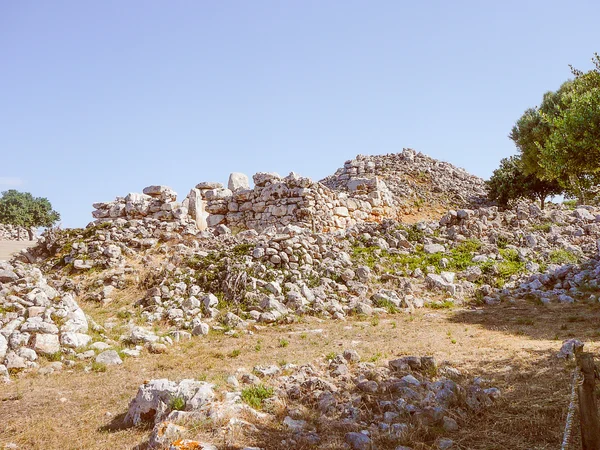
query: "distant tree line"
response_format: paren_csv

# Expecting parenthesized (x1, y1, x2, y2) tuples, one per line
(488, 53, 600, 208)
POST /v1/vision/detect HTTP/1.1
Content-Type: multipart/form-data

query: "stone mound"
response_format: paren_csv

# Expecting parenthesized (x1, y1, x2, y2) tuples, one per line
(321, 149, 489, 220)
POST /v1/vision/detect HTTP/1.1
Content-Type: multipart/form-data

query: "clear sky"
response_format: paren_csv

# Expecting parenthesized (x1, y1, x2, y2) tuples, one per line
(1, 1, 599, 227)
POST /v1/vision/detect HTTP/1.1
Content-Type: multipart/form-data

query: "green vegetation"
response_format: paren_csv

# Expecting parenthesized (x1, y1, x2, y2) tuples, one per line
(369, 352, 382, 362)
(503, 52, 600, 205)
(0, 190, 61, 237)
(496, 248, 525, 286)
(531, 222, 553, 233)
(169, 396, 186, 411)
(428, 300, 455, 309)
(548, 249, 578, 265)
(44, 351, 63, 362)
(372, 298, 400, 313)
(325, 352, 337, 361)
(228, 349, 241, 358)
(241, 384, 274, 410)
(91, 362, 107, 373)
(397, 224, 426, 242)
(486, 155, 562, 209)
(278, 339, 289, 348)
(351, 238, 483, 276)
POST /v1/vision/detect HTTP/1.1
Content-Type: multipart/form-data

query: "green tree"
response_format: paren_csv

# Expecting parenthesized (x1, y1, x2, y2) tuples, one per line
(0, 190, 60, 239)
(540, 58, 600, 203)
(486, 156, 562, 209)
(510, 53, 600, 204)
(509, 81, 573, 178)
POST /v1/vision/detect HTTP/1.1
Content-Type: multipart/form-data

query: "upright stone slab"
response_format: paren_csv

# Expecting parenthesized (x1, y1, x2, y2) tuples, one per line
(187, 188, 208, 231)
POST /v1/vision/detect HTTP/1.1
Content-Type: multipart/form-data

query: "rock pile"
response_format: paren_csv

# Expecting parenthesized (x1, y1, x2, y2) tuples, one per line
(321, 149, 489, 218)
(0, 223, 35, 241)
(122, 353, 499, 449)
(25, 198, 599, 336)
(0, 261, 92, 381)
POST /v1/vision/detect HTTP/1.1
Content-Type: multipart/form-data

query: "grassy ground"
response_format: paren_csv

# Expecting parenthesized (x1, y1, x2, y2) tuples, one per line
(2, 298, 600, 449)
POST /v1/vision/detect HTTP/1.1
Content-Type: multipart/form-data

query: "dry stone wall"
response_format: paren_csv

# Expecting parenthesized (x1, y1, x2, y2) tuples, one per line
(0, 224, 34, 241)
(92, 185, 190, 223)
(90, 172, 396, 234)
(192, 170, 396, 233)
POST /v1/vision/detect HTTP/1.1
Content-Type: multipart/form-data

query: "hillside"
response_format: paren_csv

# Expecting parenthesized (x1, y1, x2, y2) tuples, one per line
(1, 150, 599, 450)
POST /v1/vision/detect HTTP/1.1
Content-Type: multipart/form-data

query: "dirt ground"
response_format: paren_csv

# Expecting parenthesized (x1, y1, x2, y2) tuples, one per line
(0, 241, 36, 261)
(2, 298, 600, 450)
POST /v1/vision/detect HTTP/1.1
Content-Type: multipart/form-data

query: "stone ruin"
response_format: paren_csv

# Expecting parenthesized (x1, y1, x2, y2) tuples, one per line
(0, 224, 35, 241)
(321, 148, 489, 213)
(91, 149, 491, 234)
(91, 171, 397, 233)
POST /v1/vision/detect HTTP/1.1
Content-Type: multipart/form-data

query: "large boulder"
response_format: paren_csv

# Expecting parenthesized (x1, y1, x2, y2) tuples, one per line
(228, 172, 250, 191)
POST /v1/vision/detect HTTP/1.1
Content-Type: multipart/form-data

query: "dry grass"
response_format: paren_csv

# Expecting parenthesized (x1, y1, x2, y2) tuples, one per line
(2, 299, 600, 449)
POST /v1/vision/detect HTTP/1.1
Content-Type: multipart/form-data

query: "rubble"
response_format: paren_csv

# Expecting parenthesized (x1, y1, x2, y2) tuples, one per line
(123, 353, 500, 449)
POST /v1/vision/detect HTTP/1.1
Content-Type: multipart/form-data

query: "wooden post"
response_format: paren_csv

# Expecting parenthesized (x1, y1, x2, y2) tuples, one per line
(577, 352, 600, 450)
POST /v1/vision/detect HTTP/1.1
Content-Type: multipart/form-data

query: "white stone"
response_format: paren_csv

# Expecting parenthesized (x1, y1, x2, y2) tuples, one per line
(424, 243, 445, 254)
(61, 332, 92, 349)
(96, 350, 123, 365)
(32, 333, 60, 355)
(0, 334, 7, 360)
(228, 172, 250, 191)
(203, 294, 219, 309)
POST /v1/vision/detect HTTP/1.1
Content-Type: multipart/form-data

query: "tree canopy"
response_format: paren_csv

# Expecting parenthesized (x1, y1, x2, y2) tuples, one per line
(505, 53, 600, 204)
(486, 155, 562, 209)
(0, 190, 61, 233)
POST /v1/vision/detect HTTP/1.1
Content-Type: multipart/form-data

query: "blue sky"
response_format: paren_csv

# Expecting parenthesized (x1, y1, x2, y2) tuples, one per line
(1, 1, 599, 227)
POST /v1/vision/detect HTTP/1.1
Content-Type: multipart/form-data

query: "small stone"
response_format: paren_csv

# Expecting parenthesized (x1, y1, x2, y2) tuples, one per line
(192, 322, 210, 336)
(147, 343, 168, 354)
(357, 380, 379, 393)
(95, 350, 123, 365)
(437, 438, 454, 449)
(228, 172, 250, 191)
(90, 342, 111, 351)
(343, 349, 361, 363)
(443, 416, 459, 431)
(424, 243, 445, 254)
(345, 432, 372, 450)
(283, 416, 308, 431)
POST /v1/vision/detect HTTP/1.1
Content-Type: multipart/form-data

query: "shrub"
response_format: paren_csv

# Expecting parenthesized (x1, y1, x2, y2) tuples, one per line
(241, 385, 274, 410)
(170, 396, 186, 411)
(548, 249, 578, 265)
